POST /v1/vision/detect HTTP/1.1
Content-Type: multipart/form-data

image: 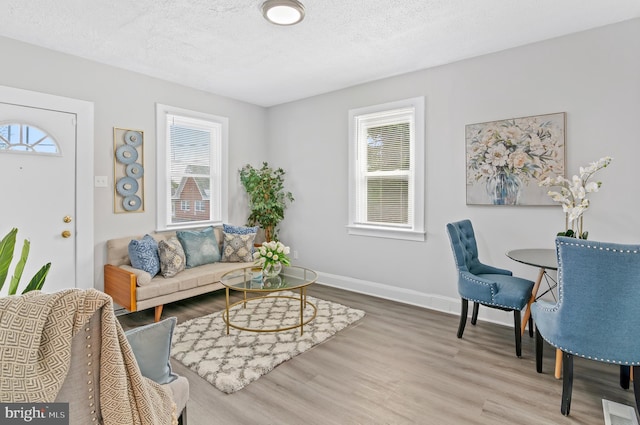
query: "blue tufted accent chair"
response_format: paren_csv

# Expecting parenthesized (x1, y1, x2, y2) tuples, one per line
(532, 236, 640, 416)
(446, 219, 534, 357)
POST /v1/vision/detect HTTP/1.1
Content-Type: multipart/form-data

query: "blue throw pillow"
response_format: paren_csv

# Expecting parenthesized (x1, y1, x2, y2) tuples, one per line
(128, 234, 160, 277)
(125, 317, 178, 385)
(176, 226, 221, 268)
(223, 223, 259, 235)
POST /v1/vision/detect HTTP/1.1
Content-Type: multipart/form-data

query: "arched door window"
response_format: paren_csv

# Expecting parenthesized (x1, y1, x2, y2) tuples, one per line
(0, 123, 60, 154)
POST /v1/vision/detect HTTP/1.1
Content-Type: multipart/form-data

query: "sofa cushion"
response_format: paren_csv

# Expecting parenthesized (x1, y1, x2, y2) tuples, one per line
(125, 317, 178, 385)
(158, 236, 186, 278)
(128, 234, 160, 276)
(135, 261, 253, 302)
(176, 226, 221, 268)
(221, 232, 256, 262)
(120, 264, 153, 286)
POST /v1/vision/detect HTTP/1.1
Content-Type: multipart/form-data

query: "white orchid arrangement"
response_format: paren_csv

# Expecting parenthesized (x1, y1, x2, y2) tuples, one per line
(539, 156, 612, 239)
(253, 240, 291, 269)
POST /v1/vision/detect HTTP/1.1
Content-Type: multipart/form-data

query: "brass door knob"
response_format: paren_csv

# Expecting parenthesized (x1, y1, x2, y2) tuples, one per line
(61, 230, 71, 238)
(63, 215, 72, 223)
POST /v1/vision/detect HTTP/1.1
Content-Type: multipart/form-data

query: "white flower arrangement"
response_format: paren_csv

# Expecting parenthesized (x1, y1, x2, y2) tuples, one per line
(253, 240, 291, 269)
(466, 117, 564, 185)
(539, 156, 612, 239)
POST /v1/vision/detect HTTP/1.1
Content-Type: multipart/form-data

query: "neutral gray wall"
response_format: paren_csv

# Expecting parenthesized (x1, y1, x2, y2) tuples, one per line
(1, 18, 638, 325)
(267, 18, 640, 324)
(0, 36, 268, 290)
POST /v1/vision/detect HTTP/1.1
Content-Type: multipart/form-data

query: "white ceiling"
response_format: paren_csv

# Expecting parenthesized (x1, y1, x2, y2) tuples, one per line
(2, 0, 640, 107)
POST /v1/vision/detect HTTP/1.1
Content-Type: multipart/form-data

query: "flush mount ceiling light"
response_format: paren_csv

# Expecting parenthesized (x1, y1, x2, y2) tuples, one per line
(261, 0, 305, 26)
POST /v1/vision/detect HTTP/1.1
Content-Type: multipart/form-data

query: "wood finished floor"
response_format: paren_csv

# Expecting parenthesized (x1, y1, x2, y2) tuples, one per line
(117, 285, 635, 425)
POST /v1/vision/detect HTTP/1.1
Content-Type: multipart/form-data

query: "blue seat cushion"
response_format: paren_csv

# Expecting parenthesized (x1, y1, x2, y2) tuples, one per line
(477, 273, 533, 310)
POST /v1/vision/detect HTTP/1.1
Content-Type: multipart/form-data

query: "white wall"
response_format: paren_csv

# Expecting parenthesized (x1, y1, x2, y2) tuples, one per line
(2, 19, 638, 325)
(267, 19, 640, 324)
(0, 36, 268, 290)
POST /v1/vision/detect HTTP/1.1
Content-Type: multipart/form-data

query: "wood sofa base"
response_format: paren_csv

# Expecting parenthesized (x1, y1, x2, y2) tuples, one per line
(104, 264, 169, 322)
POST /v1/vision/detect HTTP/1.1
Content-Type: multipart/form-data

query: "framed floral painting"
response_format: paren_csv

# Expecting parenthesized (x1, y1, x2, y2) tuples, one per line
(465, 112, 566, 205)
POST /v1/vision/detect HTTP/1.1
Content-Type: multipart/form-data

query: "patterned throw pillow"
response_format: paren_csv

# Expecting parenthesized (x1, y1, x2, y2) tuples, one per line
(158, 237, 186, 278)
(176, 226, 221, 268)
(222, 223, 259, 235)
(221, 232, 256, 262)
(128, 234, 160, 277)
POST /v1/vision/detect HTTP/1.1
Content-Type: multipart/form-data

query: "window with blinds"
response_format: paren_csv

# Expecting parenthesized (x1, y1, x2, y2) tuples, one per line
(348, 97, 425, 241)
(156, 104, 228, 230)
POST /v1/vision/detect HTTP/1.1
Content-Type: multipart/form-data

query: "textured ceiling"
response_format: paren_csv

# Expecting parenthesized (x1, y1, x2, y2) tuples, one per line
(2, 0, 640, 106)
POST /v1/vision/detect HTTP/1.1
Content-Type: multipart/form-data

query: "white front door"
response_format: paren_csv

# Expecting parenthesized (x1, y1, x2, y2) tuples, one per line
(0, 86, 94, 294)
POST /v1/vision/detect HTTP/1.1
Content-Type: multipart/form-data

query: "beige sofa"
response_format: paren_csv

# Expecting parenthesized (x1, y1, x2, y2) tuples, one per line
(104, 227, 254, 322)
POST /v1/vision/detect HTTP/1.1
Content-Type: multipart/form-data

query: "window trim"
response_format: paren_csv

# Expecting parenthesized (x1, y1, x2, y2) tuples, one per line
(156, 103, 228, 231)
(347, 97, 425, 241)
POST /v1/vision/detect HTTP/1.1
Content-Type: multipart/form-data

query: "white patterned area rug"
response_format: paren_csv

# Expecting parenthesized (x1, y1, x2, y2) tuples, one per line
(171, 291, 365, 394)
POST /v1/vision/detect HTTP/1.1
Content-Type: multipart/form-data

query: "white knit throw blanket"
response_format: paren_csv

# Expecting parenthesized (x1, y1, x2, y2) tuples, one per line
(0, 289, 177, 425)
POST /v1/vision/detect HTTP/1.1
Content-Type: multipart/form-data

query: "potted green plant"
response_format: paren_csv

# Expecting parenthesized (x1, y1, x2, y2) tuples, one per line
(0, 228, 51, 295)
(239, 162, 294, 242)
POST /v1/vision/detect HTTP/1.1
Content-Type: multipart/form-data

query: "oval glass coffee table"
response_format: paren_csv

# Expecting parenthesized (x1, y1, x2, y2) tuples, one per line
(220, 265, 318, 335)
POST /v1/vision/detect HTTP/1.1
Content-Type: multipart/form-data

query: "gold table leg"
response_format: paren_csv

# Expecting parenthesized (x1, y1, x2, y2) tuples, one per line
(300, 288, 305, 335)
(225, 287, 230, 335)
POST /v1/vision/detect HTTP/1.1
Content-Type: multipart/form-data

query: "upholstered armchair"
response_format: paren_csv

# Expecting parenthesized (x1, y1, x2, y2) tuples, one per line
(446, 219, 534, 357)
(0, 289, 188, 425)
(532, 237, 640, 416)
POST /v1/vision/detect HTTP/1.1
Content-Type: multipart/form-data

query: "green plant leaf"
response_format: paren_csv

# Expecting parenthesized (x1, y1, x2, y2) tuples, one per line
(0, 228, 18, 291)
(8, 239, 30, 295)
(22, 263, 51, 294)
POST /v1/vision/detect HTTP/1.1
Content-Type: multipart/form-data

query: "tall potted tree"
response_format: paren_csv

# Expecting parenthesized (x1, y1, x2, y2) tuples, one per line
(239, 162, 294, 242)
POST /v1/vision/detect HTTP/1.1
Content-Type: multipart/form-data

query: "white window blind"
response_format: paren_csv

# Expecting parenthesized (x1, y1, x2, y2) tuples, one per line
(348, 97, 425, 241)
(356, 109, 413, 226)
(156, 104, 228, 230)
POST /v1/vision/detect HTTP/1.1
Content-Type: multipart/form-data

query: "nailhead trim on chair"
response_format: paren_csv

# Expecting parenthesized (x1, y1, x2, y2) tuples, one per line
(84, 326, 99, 423)
(558, 239, 640, 254)
(545, 240, 640, 365)
(461, 275, 524, 310)
(538, 334, 640, 366)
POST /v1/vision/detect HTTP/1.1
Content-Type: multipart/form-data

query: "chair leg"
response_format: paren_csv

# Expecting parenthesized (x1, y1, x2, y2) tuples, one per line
(561, 352, 573, 416)
(457, 299, 468, 338)
(621, 365, 631, 390)
(513, 310, 522, 358)
(471, 302, 479, 325)
(535, 325, 543, 373)
(178, 405, 187, 425)
(528, 315, 534, 338)
(633, 366, 640, 416)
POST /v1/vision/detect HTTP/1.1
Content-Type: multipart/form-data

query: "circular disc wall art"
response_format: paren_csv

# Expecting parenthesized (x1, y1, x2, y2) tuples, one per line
(115, 144, 138, 164)
(124, 130, 143, 147)
(122, 195, 142, 211)
(126, 163, 144, 179)
(113, 127, 144, 213)
(116, 176, 139, 197)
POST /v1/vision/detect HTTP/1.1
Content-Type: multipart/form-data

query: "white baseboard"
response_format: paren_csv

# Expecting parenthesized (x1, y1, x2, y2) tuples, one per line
(317, 271, 515, 328)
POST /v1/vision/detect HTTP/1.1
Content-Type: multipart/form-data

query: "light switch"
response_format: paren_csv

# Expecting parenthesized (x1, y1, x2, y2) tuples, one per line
(94, 176, 108, 187)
